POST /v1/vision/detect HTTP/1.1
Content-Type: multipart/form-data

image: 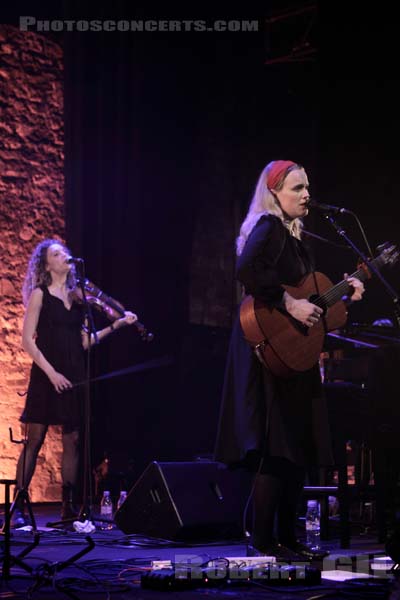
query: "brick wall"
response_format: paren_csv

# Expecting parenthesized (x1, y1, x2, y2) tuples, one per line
(0, 25, 64, 503)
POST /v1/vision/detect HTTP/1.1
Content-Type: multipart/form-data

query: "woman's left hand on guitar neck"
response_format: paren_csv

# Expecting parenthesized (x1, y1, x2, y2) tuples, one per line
(343, 273, 365, 303)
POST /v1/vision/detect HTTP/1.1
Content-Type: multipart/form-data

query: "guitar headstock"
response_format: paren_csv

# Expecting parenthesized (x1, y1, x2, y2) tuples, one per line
(376, 242, 399, 267)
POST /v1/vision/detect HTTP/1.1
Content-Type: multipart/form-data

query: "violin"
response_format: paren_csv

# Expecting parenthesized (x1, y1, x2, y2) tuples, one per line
(75, 278, 154, 342)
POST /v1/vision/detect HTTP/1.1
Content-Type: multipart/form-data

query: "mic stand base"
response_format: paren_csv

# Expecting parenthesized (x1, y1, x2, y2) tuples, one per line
(46, 503, 114, 529)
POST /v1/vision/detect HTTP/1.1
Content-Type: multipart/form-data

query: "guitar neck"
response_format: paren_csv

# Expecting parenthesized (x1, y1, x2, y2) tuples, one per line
(316, 254, 386, 309)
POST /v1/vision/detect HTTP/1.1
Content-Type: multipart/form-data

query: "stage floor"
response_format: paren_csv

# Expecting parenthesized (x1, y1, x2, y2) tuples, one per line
(0, 504, 395, 599)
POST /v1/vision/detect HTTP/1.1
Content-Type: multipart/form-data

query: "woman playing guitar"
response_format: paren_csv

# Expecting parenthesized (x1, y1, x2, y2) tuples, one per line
(214, 160, 364, 561)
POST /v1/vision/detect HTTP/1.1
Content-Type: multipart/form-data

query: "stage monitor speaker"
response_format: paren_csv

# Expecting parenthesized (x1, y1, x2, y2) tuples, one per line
(114, 460, 252, 541)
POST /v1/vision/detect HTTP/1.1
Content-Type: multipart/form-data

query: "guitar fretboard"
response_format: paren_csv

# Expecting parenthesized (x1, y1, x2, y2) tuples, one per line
(314, 253, 387, 309)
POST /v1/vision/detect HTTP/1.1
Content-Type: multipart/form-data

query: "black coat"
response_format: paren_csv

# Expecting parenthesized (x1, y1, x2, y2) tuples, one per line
(214, 215, 333, 468)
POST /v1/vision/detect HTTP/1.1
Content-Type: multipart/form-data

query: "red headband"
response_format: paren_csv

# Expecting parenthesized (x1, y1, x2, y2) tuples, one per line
(266, 160, 297, 190)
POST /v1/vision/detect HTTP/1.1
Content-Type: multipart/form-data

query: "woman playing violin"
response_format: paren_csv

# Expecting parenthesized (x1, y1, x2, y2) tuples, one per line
(13, 238, 137, 526)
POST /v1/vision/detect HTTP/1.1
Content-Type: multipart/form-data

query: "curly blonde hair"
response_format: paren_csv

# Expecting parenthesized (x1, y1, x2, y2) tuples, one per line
(236, 161, 304, 256)
(22, 239, 76, 306)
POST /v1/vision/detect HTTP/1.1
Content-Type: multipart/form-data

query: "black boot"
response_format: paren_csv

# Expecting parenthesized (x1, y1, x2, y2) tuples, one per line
(61, 485, 79, 520)
(250, 472, 282, 553)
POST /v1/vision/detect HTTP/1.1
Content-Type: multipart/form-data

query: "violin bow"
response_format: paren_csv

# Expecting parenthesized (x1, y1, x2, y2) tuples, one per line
(71, 355, 173, 389)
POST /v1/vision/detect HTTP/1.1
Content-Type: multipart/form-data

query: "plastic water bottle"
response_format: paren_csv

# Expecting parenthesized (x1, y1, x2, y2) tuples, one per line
(117, 490, 127, 511)
(100, 490, 113, 530)
(305, 499, 320, 550)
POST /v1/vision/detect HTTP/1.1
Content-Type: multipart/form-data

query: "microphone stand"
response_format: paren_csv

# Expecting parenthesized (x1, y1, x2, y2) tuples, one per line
(47, 260, 106, 529)
(77, 260, 98, 523)
(324, 213, 400, 328)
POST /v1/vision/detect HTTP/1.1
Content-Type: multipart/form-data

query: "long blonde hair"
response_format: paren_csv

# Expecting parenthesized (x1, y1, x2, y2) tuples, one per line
(22, 238, 76, 306)
(236, 161, 304, 256)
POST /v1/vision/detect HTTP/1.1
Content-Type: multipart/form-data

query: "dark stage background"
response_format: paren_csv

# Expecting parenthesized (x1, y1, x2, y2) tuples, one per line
(4, 3, 400, 489)
(62, 9, 321, 484)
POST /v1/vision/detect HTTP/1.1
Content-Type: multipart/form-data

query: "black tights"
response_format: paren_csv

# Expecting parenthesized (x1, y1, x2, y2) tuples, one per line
(252, 457, 305, 550)
(16, 423, 80, 492)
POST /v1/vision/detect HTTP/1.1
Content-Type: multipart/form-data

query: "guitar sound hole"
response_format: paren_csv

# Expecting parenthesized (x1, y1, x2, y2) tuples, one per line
(309, 294, 327, 315)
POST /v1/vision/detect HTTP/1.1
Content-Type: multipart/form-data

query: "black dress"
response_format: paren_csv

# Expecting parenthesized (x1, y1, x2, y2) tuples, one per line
(21, 286, 85, 427)
(214, 215, 333, 468)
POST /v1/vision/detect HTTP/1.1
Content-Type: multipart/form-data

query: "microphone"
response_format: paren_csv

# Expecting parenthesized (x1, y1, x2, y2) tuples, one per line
(307, 199, 349, 215)
(66, 256, 84, 264)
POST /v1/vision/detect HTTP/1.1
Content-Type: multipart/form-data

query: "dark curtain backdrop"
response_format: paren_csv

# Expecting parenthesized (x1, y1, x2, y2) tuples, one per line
(1, 2, 399, 485)
(62, 22, 320, 480)
(59, 4, 400, 483)
(316, 3, 400, 324)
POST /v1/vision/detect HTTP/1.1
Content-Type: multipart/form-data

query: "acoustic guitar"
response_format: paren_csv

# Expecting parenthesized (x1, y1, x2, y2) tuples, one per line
(239, 243, 398, 377)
